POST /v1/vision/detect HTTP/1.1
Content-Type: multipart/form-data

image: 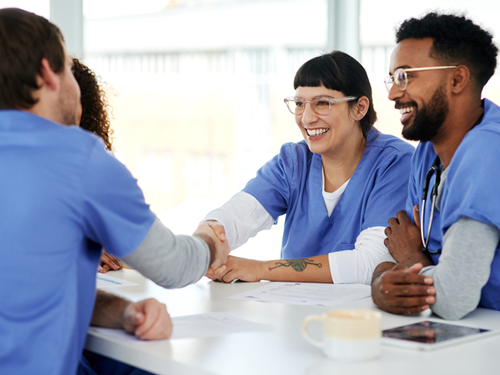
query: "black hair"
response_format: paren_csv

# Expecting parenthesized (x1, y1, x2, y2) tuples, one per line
(0, 8, 65, 109)
(293, 51, 377, 138)
(396, 12, 498, 90)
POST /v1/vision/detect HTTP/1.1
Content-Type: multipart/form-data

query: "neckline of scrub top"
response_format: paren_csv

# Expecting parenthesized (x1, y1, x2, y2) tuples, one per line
(311, 140, 370, 221)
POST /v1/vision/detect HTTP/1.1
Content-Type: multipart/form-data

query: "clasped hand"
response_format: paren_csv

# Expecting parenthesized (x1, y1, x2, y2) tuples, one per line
(384, 206, 431, 268)
(193, 220, 231, 271)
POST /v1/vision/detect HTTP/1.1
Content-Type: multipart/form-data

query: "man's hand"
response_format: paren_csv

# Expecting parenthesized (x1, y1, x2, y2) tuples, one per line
(384, 208, 431, 268)
(206, 255, 264, 282)
(371, 262, 436, 315)
(98, 250, 123, 273)
(122, 299, 172, 340)
(194, 220, 231, 270)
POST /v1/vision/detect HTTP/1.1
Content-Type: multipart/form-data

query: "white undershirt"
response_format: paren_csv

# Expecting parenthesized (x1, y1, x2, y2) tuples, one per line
(204, 186, 387, 285)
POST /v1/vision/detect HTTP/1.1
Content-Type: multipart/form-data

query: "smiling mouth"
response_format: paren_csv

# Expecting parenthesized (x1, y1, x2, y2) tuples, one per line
(397, 105, 415, 124)
(306, 128, 329, 137)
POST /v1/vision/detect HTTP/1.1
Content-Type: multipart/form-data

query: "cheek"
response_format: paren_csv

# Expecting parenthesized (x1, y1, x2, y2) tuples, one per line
(76, 102, 82, 126)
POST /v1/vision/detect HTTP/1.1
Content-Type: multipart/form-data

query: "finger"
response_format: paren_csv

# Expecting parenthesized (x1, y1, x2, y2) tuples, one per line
(387, 217, 399, 227)
(395, 210, 411, 224)
(137, 305, 171, 341)
(212, 264, 226, 276)
(391, 295, 436, 308)
(98, 264, 103, 273)
(384, 227, 392, 237)
(135, 301, 162, 338)
(206, 221, 227, 242)
(382, 269, 433, 285)
(390, 284, 436, 297)
(221, 270, 238, 283)
(101, 253, 122, 269)
(392, 304, 431, 315)
(384, 238, 389, 248)
(413, 205, 421, 229)
(100, 264, 111, 273)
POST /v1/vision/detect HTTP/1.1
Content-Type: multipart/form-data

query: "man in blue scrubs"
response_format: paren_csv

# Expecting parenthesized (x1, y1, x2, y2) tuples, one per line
(0, 8, 229, 375)
(371, 13, 500, 319)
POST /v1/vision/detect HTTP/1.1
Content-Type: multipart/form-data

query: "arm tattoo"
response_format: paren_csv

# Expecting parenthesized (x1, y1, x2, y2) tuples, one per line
(269, 258, 322, 272)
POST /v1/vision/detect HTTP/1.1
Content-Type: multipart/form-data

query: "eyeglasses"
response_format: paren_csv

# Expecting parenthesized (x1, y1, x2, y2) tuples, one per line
(384, 66, 457, 92)
(284, 96, 357, 116)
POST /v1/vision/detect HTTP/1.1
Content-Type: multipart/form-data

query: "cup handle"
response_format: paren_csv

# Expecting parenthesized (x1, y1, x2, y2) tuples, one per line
(301, 314, 324, 348)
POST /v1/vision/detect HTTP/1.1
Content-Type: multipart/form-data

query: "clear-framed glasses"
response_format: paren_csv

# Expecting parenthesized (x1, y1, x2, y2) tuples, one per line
(283, 96, 357, 116)
(384, 66, 457, 92)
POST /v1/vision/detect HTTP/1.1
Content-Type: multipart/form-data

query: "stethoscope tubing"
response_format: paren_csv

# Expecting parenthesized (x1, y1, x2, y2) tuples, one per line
(421, 156, 441, 253)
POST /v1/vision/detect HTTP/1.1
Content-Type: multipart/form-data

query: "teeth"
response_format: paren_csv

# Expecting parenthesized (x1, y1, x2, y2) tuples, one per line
(306, 128, 328, 137)
(399, 107, 414, 114)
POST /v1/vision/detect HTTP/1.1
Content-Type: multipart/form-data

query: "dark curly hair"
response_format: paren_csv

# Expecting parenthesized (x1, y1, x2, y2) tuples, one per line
(294, 51, 377, 139)
(72, 58, 113, 151)
(396, 12, 498, 90)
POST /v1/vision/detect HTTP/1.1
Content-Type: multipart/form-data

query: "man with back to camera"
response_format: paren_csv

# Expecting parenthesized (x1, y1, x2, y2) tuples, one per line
(0, 8, 230, 375)
(371, 12, 500, 320)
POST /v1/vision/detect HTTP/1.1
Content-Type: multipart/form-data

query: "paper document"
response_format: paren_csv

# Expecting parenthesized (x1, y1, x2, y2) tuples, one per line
(88, 312, 273, 343)
(228, 282, 371, 307)
(170, 312, 274, 339)
(96, 274, 138, 289)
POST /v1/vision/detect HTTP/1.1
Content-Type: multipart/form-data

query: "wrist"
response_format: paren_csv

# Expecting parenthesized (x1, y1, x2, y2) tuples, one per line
(194, 233, 216, 267)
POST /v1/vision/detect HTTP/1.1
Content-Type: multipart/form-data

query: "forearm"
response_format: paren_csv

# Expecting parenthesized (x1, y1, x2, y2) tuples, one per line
(91, 290, 130, 329)
(420, 217, 499, 320)
(122, 218, 210, 289)
(371, 261, 397, 284)
(259, 255, 331, 283)
(329, 227, 388, 284)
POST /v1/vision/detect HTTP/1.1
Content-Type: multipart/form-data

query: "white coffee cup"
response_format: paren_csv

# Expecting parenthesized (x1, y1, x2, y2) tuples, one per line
(302, 309, 382, 361)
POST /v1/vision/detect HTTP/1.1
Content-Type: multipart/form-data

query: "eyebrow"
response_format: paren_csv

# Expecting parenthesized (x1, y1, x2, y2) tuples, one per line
(295, 95, 337, 100)
(388, 65, 412, 74)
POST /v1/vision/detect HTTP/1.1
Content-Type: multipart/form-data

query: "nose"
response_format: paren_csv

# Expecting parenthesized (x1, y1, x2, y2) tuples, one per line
(300, 102, 318, 124)
(388, 82, 404, 102)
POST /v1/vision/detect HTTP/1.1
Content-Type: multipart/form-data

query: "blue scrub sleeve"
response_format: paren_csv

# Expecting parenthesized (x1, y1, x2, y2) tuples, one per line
(441, 129, 500, 232)
(405, 149, 425, 222)
(361, 149, 412, 230)
(80, 141, 156, 258)
(243, 143, 298, 221)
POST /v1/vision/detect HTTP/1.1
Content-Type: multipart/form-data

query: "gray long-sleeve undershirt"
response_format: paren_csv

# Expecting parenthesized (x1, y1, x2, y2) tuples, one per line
(420, 216, 499, 320)
(378, 217, 499, 320)
(378, 166, 500, 319)
(121, 217, 210, 289)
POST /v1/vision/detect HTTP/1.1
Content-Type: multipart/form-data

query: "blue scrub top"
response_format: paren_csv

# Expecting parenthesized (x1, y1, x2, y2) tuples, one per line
(406, 99, 500, 311)
(243, 128, 414, 259)
(0, 111, 155, 375)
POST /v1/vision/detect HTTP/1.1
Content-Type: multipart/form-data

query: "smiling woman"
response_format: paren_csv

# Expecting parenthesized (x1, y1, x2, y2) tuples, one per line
(197, 51, 415, 285)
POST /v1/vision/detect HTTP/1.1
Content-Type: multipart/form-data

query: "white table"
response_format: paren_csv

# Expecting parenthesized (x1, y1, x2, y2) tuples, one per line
(85, 269, 500, 375)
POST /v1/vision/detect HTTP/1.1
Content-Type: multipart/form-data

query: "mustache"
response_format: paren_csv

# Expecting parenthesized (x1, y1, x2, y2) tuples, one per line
(394, 102, 417, 110)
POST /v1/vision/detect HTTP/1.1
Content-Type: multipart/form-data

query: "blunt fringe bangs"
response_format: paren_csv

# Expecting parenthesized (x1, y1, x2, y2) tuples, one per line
(294, 51, 377, 138)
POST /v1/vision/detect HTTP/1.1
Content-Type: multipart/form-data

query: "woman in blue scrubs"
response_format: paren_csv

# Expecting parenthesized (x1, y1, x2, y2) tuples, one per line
(203, 51, 414, 284)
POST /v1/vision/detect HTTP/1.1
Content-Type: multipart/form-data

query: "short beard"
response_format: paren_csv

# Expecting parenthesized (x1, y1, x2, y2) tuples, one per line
(402, 84, 448, 142)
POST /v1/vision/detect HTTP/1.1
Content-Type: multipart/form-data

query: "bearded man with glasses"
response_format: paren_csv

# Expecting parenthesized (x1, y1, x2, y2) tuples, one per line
(371, 12, 500, 320)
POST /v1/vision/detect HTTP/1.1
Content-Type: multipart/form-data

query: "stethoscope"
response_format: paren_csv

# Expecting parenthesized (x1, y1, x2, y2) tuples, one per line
(420, 155, 442, 254)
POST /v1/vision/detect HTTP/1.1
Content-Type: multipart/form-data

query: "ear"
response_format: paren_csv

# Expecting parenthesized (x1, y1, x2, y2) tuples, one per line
(450, 65, 470, 94)
(352, 96, 369, 121)
(37, 58, 59, 92)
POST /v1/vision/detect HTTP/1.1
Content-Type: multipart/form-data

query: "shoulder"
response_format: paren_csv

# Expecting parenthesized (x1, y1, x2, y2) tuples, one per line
(363, 128, 414, 173)
(462, 99, 500, 144)
(274, 140, 315, 169)
(367, 127, 415, 155)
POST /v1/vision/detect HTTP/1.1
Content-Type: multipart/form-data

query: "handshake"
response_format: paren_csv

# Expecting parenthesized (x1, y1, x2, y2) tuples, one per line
(193, 220, 231, 276)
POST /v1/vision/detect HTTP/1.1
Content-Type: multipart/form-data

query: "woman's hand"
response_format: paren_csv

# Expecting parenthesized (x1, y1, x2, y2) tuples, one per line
(206, 255, 264, 283)
(99, 250, 123, 273)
